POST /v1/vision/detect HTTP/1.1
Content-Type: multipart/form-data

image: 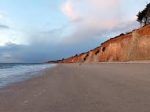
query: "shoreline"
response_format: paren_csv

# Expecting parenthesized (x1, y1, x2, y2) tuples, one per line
(0, 63, 150, 112)
(0, 64, 57, 90)
(0, 62, 150, 90)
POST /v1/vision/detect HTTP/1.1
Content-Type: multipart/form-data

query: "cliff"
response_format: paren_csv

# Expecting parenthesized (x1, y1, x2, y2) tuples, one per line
(50, 25, 150, 63)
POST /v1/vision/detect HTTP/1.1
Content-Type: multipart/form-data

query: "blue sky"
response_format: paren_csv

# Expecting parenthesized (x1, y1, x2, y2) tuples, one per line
(0, 0, 66, 31)
(0, 0, 149, 62)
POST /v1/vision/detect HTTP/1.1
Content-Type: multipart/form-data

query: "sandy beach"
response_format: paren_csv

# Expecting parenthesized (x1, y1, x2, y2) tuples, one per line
(0, 63, 150, 112)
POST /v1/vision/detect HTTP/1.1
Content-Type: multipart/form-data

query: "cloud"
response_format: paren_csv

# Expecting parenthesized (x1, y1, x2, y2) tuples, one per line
(0, 13, 10, 29)
(28, 27, 65, 45)
(0, 0, 145, 63)
(61, 0, 140, 44)
(0, 12, 28, 46)
(61, 0, 136, 46)
(0, 12, 12, 28)
(0, 29, 28, 46)
(0, 24, 9, 29)
(54, 0, 143, 60)
(62, 0, 121, 23)
(61, 0, 80, 21)
(0, 26, 67, 63)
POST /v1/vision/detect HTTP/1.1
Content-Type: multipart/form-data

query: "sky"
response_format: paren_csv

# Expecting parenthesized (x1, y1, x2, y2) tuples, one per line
(0, 0, 149, 63)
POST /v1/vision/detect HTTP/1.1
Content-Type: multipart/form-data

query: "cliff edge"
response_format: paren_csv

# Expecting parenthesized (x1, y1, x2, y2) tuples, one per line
(49, 25, 150, 63)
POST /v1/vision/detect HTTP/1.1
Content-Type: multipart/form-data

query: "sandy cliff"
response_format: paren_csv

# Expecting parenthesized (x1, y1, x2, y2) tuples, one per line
(49, 25, 150, 63)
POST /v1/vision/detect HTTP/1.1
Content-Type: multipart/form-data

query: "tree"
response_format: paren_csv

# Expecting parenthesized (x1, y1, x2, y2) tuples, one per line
(137, 3, 150, 26)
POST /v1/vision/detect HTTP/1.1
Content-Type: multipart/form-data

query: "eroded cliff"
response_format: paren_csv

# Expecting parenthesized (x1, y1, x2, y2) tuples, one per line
(50, 25, 150, 63)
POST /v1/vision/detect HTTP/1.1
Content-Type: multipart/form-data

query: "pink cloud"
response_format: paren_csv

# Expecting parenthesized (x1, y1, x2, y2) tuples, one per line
(61, 0, 139, 45)
(61, 0, 80, 21)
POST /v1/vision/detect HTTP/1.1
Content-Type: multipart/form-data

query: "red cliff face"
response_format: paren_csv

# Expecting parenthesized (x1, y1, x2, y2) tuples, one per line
(98, 25, 150, 62)
(53, 25, 150, 63)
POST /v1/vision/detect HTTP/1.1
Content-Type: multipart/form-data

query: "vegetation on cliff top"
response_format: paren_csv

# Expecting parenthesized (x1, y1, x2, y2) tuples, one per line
(137, 3, 150, 26)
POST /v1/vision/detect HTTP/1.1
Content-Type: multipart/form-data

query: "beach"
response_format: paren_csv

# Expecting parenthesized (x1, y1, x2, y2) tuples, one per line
(0, 63, 150, 112)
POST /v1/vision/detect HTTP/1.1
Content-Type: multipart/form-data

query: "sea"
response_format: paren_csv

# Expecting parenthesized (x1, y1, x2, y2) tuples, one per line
(0, 63, 56, 88)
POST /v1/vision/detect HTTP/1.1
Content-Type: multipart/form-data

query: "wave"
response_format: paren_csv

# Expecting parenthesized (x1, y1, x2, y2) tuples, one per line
(0, 63, 56, 88)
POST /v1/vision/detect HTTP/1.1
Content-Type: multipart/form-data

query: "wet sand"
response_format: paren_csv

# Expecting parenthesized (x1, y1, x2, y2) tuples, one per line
(0, 63, 150, 112)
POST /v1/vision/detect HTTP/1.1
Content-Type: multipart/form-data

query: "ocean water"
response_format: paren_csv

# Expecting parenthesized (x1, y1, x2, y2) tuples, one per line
(0, 63, 56, 88)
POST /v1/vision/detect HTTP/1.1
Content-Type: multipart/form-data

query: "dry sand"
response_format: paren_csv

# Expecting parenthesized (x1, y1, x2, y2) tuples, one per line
(0, 63, 150, 112)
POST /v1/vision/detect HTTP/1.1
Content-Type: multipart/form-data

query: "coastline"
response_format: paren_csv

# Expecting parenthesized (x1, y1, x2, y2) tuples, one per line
(0, 64, 57, 91)
(0, 63, 150, 112)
